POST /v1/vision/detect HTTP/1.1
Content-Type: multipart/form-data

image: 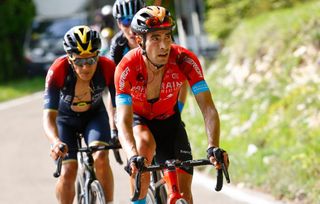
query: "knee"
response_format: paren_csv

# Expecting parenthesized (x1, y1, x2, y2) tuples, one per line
(94, 151, 110, 169)
(58, 162, 77, 186)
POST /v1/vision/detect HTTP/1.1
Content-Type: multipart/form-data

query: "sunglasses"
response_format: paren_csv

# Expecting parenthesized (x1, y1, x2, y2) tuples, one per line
(145, 16, 174, 29)
(72, 56, 98, 67)
(120, 17, 132, 27)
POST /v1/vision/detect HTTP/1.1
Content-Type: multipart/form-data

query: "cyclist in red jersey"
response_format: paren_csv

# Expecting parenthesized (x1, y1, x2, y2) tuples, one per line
(43, 25, 117, 204)
(114, 6, 229, 204)
(109, 0, 188, 113)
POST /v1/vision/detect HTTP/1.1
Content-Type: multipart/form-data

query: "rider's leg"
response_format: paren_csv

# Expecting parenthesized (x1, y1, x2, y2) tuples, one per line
(178, 169, 193, 204)
(93, 150, 114, 202)
(56, 161, 78, 204)
(131, 124, 156, 200)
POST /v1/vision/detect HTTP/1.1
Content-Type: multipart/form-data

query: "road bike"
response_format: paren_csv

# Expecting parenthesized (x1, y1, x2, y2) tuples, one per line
(53, 133, 122, 204)
(132, 158, 230, 204)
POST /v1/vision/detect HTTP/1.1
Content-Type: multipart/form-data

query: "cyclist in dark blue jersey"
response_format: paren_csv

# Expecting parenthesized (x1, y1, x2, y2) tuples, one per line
(107, 0, 145, 65)
(43, 25, 117, 204)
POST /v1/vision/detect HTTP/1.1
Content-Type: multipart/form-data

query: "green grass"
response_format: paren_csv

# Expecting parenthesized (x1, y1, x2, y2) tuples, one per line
(184, 1, 320, 203)
(0, 77, 44, 102)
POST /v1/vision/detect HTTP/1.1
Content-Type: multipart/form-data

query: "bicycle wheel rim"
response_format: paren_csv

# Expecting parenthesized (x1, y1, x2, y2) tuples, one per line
(89, 180, 106, 204)
(151, 170, 167, 203)
(175, 198, 188, 204)
(146, 187, 156, 204)
(76, 178, 85, 204)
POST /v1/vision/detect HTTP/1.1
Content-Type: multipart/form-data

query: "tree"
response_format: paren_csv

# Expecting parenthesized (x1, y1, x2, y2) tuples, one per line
(0, 0, 35, 83)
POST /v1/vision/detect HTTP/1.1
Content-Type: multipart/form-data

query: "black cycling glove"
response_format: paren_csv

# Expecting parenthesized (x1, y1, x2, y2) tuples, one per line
(207, 147, 227, 164)
(124, 155, 146, 176)
(110, 129, 120, 145)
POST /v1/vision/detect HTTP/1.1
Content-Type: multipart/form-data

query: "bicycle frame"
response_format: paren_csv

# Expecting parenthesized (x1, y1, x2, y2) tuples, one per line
(77, 136, 99, 204)
(162, 162, 185, 203)
(54, 133, 122, 204)
(76, 134, 122, 204)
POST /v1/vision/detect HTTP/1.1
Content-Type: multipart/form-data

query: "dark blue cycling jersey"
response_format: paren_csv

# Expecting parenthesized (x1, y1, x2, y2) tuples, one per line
(44, 55, 116, 113)
(106, 31, 130, 65)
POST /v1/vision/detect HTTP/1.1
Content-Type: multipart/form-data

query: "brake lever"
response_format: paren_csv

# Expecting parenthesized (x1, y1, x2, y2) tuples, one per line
(221, 163, 230, 183)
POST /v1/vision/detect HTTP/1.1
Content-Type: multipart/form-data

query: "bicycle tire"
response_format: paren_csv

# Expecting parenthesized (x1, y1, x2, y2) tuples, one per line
(146, 187, 156, 204)
(76, 167, 86, 204)
(89, 180, 106, 204)
(76, 179, 85, 204)
(151, 170, 167, 204)
(175, 198, 188, 204)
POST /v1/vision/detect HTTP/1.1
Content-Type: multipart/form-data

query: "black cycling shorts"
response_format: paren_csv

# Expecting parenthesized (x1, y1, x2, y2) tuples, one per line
(57, 108, 111, 161)
(133, 112, 193, 175)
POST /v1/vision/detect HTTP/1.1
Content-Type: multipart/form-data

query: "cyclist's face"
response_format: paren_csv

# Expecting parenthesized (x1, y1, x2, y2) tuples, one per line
(69, 53, 98, 81)
(118, 21, 138, 48)
(145, 30, 172, 65)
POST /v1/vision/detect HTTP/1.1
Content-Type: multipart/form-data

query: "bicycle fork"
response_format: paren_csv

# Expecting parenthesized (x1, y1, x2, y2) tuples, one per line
(163, 168, 183, 203)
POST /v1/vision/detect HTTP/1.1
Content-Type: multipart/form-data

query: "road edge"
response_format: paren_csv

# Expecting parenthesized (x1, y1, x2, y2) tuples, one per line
(193, 170, 286, 204)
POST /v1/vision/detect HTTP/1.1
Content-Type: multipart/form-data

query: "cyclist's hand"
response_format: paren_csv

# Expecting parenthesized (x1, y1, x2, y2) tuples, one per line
(124, 155, 146, 176)
(50, 140, 68, 160)
(207, 147, 229, 170)
(110, 129, 120, 146)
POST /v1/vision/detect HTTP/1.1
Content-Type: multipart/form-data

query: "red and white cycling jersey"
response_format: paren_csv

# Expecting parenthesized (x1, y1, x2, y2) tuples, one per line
(115, 44, 208, 120)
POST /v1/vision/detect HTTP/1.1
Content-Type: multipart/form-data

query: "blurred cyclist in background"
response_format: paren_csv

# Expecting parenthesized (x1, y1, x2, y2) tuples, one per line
(100, 4, 116, 56)
(107, 0, 145, 64)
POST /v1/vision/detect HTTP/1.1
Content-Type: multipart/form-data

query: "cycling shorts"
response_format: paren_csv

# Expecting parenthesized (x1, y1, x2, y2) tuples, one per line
(133, 111, 193, 175)
(57, 108, 111, 161)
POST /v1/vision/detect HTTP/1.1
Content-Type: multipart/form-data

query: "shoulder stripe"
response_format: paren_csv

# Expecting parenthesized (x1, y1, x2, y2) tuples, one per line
(191, 80, 209, 95)
(116, 94, 132, 105)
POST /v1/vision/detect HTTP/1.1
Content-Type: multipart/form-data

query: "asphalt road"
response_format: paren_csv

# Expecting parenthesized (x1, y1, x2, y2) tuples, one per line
(0, 93, 283, 204)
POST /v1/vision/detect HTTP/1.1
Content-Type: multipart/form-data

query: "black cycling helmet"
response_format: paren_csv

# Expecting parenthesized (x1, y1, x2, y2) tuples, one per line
(131, 6, 175, 35)
(112, 0, 145, 20)
(63, 25, 101, 56)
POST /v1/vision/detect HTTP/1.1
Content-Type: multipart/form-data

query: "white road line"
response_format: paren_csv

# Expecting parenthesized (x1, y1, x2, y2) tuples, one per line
(193, 171, 285, 204)
(0, 92, 42, 111)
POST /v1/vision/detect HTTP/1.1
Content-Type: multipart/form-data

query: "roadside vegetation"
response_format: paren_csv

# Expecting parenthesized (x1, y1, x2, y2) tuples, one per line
(2, 0, 319, 203)
(184, 1, 320, 203)
(0, 0, 35, 83)
(0, 77, 44, 102)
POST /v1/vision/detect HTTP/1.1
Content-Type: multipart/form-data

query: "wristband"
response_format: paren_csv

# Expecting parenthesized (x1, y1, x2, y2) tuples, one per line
(177, 101, 184, 112)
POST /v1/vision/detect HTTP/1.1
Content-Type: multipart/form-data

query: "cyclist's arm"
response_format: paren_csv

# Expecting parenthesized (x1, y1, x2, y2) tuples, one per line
(194, 90, 220, 148)
(43, 109, 59, 144)
(116, 101, 138, 158)
(43, 109, 67, 160)
(177, 80, 188, 112)
(106, 83, 117, 131)
(43, 59, 69, 159)
(105, 91, 117, 130)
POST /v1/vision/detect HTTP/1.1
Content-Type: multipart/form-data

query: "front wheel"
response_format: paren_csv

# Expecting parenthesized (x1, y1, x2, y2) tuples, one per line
(146, 187, 156, 204)
(76, 173, 85, 204)
(175, 198, 188, 204)
(89, 180, 106, 204)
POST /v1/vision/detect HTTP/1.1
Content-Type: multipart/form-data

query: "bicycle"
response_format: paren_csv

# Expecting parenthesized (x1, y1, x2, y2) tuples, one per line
(53, 133, 122, 204)
(132, 158, 230, 204)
